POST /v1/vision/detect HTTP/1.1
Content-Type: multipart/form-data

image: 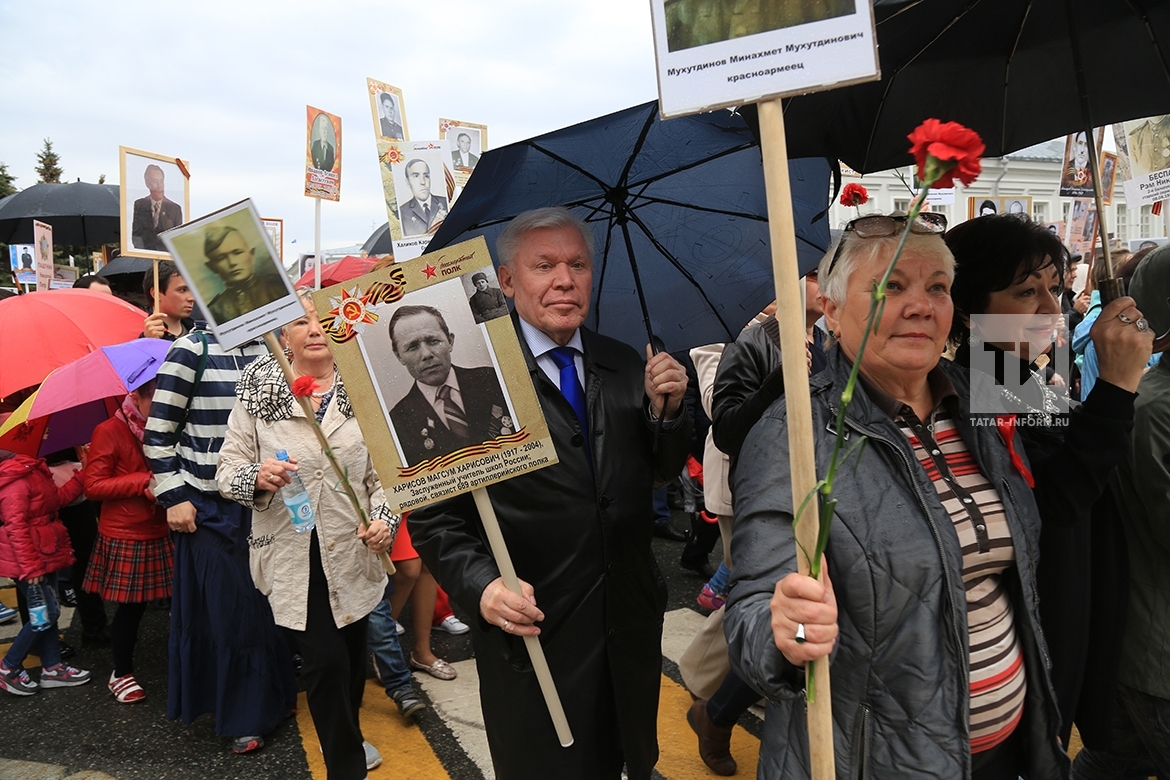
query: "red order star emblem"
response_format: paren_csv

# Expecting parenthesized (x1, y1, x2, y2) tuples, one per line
(422, 263, 438, 279)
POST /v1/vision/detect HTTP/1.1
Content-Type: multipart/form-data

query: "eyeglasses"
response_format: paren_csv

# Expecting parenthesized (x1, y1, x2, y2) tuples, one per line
(824, 213, 948, 280)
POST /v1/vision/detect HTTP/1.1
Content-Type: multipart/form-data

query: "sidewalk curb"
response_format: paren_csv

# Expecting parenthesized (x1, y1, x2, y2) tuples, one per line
(0, 758, 117, 779)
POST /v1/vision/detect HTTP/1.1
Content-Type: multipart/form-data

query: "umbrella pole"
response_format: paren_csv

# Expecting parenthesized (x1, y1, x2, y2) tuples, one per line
(757, 97, 835, 780)
(261, 331, 396, 577)
(471, 487, 575, 748)
(617, 218, 672, 442)
(152, 259, 160, 315)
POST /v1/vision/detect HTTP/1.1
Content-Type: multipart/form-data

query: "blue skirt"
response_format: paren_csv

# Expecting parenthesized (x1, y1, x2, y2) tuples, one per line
(166, 490, 297, 738)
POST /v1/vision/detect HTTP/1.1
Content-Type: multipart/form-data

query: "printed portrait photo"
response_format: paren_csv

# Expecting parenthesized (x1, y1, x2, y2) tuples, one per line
(367, 78, 408, 142)
(309, 112, 338, 173)
(161, 199, 301, 349)
(461, 265, 510, 324)
(447, 127, 481, 171)
(356, 278, 517, 467)
(1125, 115, 1170, 177)
(119, 147, 190, 259)
(663, 0, 857, 52)
(392, 149, 451, 238)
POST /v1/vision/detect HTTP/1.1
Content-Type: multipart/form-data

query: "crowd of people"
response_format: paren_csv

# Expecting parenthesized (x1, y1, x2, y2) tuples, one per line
(1, 204, 1170, 780)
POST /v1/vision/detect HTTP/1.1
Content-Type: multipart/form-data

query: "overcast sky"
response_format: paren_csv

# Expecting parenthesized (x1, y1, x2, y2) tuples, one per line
(0, 1, 659, 259)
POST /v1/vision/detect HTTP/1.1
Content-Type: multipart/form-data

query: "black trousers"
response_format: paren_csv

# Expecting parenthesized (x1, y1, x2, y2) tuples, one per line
(59, 501, 107, 636)
(284, 533, 369, 780)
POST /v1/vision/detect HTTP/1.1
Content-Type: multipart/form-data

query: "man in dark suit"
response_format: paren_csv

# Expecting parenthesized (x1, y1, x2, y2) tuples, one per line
(408, 207, 690, 779)
(388, 304, 513, 465)
(398, 159, 449, 237)
(131, 164, 183, 252)
(451, 132, 479, 170)
(378, 92, 404, 140)
(203, 225, 288, 323)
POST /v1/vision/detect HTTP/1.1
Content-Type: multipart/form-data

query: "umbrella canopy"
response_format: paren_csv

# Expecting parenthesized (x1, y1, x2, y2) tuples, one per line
(362, 224, 394, 257)
(97, 254, 155, 278)
(0, 182, 121, 246)
(778, 0, 1170, 174)
(0, 338, 171, 456)
(294, 256, 376, 288)
(0, 289, 149, 398)
(428, 101, 831, 353)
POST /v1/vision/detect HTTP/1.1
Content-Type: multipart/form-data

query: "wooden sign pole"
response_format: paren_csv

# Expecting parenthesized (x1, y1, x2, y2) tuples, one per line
(757, 97, 835, 779)
(471, 487, 574, 748)
(153, 259, 160, 315)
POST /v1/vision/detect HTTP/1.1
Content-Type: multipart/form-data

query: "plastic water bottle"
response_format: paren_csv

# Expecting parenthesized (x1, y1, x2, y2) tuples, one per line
(26, 583, 51, 631)
(276, 450, 315, 533)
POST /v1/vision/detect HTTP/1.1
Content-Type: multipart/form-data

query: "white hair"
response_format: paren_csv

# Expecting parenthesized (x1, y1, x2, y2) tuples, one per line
(818, 231, 954, 307)
(496, 207, 594, 268)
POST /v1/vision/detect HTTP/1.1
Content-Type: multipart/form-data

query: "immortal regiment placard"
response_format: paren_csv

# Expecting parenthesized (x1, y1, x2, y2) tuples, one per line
(261, 218, 284, 263)
(33, 221, 53, 291)
(1065, 198, 1098, 256)
(312, 237, 558, 512)
(967, 196, 1031, 219)
(649, 0, 879, 117)
(1117, 115, 1170, 207)
(439, 118, 487, 189)
(305, 106, 342, 201)
(9, 245, 36, 285)
(1100, 152, 1119, 207)
(368, 78, 410, 245)
(382, 139, 455, 263)
(1058, 128, 1105, 199)
(119, 146, 191, 260)
(160, 199, 301, 350)
(50, 265, 78, 289)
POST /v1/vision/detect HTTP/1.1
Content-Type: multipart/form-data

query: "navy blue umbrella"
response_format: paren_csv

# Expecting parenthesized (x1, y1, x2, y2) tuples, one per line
(425, 101, 831, 353)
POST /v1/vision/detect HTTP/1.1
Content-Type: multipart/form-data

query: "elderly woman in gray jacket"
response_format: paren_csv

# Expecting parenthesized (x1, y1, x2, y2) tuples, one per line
(218, 293, 396, 780)
(725, 213, 1067, 780)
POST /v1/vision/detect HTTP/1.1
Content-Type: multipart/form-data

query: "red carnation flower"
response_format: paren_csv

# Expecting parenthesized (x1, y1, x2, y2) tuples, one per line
(840, 183, 869, 208)
(291, 376, 318, 398)
(907, 119, 985, 189)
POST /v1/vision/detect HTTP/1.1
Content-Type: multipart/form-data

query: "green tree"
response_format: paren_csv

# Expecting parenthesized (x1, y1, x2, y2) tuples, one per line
(35, 139, 63, 183)
(0, 162, 16, 197)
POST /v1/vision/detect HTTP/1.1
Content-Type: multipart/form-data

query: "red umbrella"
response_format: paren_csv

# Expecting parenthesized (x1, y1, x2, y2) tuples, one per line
(0, 289, 149, 399)
(294, 256, 376, 289)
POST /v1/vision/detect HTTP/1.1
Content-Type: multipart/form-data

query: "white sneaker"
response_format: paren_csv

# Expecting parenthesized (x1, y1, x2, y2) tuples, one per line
(433, 615, 470, 635)
(363, 740, 382, 770)
(395, 620, 405, 636)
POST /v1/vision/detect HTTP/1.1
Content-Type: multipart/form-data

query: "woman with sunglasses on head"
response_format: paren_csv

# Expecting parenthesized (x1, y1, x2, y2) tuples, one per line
(945, 214, 1153, 756)
(725, 212, 1067, 780)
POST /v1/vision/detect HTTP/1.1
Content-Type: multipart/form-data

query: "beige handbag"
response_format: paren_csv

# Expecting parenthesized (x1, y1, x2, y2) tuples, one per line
(678, 605, 732, 700)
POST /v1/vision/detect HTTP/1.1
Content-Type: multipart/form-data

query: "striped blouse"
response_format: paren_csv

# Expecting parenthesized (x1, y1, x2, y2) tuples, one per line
(866, 374, 1026, 753)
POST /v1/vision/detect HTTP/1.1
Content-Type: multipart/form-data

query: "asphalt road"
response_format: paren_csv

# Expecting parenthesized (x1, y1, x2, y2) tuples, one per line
(0, 512, 735, 780)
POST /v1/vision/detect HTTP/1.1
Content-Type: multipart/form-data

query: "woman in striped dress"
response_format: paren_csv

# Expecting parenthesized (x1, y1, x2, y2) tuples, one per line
(83, 379, 173, 703)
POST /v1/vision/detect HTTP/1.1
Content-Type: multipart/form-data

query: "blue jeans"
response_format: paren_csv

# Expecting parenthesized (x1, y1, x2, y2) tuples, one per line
(3, 574, 62, 671)
(1071, 683, 1170, 779)
(707, 562, 731, 595)
(652, 486, 670, 526)
(366, 594, 412, 696)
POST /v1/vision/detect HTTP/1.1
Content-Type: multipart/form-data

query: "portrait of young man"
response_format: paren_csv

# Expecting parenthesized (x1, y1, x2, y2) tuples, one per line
(201, 225, 288, 323)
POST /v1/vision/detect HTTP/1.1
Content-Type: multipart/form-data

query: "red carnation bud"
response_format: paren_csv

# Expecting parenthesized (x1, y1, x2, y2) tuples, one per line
(291, 376, 318, 398)
(840, 182, 869, 208)
(907, 119, 985, 189)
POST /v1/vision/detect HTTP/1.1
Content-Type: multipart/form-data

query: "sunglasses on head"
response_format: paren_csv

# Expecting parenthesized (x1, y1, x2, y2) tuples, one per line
(825, 213, 948, 279)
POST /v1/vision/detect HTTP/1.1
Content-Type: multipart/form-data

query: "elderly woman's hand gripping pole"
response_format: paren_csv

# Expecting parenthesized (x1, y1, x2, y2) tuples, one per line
(771, 557, 838, 667)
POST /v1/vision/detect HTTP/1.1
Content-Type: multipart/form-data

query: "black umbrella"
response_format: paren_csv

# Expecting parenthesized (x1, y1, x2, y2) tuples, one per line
(778, 0, 1170, 174)
(96, 254, 154, 278)
(0, 182, 121, 246)
(427, 101, 831, 354)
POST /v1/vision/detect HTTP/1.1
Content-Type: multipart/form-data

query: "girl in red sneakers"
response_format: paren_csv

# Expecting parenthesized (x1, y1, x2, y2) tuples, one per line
(82, 380, 174, 704)
(0, 449, 93, 696)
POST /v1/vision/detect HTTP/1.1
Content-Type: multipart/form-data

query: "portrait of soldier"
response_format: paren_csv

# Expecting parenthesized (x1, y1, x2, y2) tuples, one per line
(467, 271, 509, 323)
(451, 132, 479, 170)
(203, 225, 289, 323)
(1127, 115, 1170, 176)
(398, 159, 449, 237)
(131, 163, 184, 252)
(379, 92, 404, 141)
(387, 304, 513, 465)
(310, 113, 337, 172)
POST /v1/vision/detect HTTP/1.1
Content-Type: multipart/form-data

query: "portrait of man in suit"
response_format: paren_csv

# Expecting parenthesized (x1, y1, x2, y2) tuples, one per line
(131, 164, 184, 252)
(379, 92, 404, 141)
(451, 132, 479, 170)
(387, 304, 513, 465)
(202, 225, 289, 323)
(397, 159, 449, 237)
(310, 112, 336, 172)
